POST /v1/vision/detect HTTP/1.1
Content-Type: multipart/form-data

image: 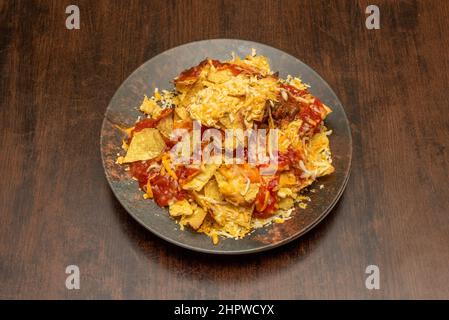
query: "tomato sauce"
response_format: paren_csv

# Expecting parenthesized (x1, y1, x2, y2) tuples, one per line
(150, 174, 187, 207)
(278, 147, 302, 170)
(131, 109, 173, 137)
(175, 165, 200, 185)
(254, 176, 279, 218)
(133, 118, 158, 133)
(279, 83, 325, 135)
(281, 83, 309, 97)
(175, 58, 261, 84)
(130, 161, 191, 206)
(129, 161, 159, 188)
(214, 61, 244, 76)
(173, 119, 193, 131)
(175, 59, 209, 83)
(128, 109, 174, 147)
(298, 99, 324, 135)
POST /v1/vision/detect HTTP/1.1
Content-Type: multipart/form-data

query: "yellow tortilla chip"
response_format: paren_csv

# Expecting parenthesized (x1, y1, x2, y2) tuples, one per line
(243, 184, 259, 203)
(122, 128, 166, 163)
(207, 69, 232, 84)
(204, 178, 224, 201)
(278, 197, 294, 210)
(181, 164, 219, 191)
(180, 204, 207, 230)
(279, 172, 297, 187)
(277, 187, 294, 198)
(208, 202, 253, 234)
(305, 132, 334, 177)
(140, 96, 162, 118)
(169, 199, 193, 217)
(157, 113, 173, 138)
(214, 169, 259, 206)
(174, 106, 189, 120)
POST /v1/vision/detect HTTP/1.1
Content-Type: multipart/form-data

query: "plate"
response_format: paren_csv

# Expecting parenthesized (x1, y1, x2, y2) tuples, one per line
(100, 39, 352, 254)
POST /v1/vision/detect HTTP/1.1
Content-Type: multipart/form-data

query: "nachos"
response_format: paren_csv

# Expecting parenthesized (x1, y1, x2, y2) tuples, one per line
(116, 51, 334, 244)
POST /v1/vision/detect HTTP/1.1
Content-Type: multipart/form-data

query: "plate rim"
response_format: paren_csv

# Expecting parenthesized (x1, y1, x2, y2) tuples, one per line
(100, 38, 353, 255)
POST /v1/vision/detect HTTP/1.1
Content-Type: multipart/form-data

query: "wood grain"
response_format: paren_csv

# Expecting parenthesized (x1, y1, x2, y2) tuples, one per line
(0, 0, 448, 299)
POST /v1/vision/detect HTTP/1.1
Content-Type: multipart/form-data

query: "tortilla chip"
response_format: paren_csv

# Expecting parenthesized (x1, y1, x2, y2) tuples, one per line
(214, 169, 259, 206)
(140, 96, 162, 118)
(204, 178, 223, 201)
(278, 197, 294, 210)
(279, 172, 297, 187)
(181, 164, 219, 191)
(180, 204, 207, 230)
(122, 128, 166, 163)
(174, 106, 189, 120)
(306, 132, 335, 177)
(208, 202, 253, 230)
(243, 183, 259, 203)
(277, 187, 294, 198)
(207, 69, 232, 84)
(191, 191, 210, 211)
(157, 113, 173, 138)
(169, 199, 193, 217)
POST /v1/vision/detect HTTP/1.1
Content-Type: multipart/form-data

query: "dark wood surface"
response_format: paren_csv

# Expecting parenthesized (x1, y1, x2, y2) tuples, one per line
(0, 0, 448, 299)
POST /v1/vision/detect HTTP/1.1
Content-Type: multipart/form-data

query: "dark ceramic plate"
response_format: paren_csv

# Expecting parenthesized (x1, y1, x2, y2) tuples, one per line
(101, 39, 352, 254)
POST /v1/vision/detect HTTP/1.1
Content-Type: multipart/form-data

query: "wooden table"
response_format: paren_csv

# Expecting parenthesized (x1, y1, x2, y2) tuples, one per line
(1, 0, 448, 299)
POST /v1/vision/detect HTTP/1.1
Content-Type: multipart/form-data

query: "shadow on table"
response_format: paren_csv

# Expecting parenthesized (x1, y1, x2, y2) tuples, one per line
(108, 186, 343, 277)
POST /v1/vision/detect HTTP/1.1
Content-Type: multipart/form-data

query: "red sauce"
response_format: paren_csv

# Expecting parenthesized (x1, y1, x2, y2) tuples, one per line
(175, 59, 209, 83)
(129, 161, 159, 188)
(133, 118, 158, 133)
(278, 147, 302, 170)
(254, 176, 279, 218)
(292, 167, 306, 183)
(131, 109, 173, 135)
(162, 136, 177, 149)
(130, 161, 190, 206)
(281, 83, 308, 97)
(175, 165, 200, 185)
(175, 59, 260, 84)
(207, 59, 251, 76)
(239, 163, 261, 183)
(279, 83, 326, 136)
(128, 109, 174, 146)
(150, 174, 186, 207)
(298, 99, 324, 135)
(173, 119, 193, 131)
